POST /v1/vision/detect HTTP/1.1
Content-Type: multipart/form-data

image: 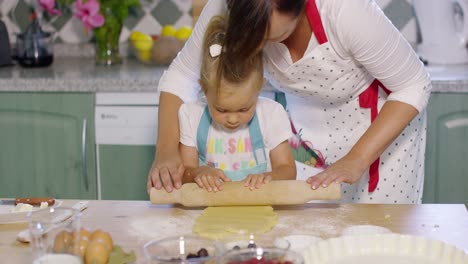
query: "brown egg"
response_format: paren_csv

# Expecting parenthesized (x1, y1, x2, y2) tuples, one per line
(90, 229, 113, 252)
(79, 227, 92, 241)
(53, 230, 73, 253)
(85, 240, 109, 264)
(76, 238, 89, 258)
(72, 227, 91, 241)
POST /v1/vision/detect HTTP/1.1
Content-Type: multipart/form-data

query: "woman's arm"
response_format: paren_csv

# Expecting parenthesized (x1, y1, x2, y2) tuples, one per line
(307, 0, 431, 188)
(308, 101, 417, 188)
(147, 92, 184, 193)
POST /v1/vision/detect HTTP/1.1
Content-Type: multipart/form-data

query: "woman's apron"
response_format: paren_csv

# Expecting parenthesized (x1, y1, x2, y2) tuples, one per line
(196, 106, 268, 181)
(265, 0, 426, 203)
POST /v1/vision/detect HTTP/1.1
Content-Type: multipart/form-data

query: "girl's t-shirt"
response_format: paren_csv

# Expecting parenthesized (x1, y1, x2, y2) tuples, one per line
(179, 97, 292, 172)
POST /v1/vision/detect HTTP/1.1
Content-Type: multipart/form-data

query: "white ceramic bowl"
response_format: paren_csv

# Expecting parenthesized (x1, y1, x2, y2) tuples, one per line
(341, 225, 392, 236)
(303, 234, 468, 264)
(283, 235, 322, 253)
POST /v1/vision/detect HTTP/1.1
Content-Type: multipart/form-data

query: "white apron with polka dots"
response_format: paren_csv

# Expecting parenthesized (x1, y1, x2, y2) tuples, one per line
(263, 0, 426, 204)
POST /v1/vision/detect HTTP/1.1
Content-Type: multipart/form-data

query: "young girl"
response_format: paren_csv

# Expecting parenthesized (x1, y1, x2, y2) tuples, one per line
(178, 16, 296, 192)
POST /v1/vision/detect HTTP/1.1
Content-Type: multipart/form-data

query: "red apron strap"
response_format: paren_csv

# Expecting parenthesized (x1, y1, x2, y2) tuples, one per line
(359, 79, 391, 192)
(306, 0, 328, 44)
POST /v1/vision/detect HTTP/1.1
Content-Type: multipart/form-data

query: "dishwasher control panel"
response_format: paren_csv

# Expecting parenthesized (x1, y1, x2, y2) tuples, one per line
(95, 106, 158, 145)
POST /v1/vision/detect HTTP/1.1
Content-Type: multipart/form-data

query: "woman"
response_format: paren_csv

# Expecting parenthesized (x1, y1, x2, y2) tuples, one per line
(147, 0, 431, 204)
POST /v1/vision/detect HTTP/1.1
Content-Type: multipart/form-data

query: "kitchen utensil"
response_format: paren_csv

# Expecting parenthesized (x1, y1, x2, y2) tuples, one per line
(150, 180, 341, 207)
(0, 197, 55, 206)
(413, 0, 468, 64)
(0, 19, 13, 66)
(15, 19, 54, 67)
(28, 207, 82, 264)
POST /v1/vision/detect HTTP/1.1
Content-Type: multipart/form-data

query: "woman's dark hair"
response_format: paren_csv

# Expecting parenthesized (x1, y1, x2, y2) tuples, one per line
(223, 0, 305, 80)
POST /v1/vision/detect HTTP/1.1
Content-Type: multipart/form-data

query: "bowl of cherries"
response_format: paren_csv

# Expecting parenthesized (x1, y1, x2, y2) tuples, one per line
(143, 235, 220, 264)
(218, 246, 304, 264)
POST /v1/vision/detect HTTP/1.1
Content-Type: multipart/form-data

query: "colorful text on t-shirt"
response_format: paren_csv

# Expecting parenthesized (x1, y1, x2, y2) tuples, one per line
(206, 136, 257, 171)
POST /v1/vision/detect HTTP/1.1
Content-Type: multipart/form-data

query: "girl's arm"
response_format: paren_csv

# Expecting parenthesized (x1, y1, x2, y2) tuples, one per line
(179, 143, 201, 183)
(268, 141, 297, 180)
(243, 99, 296, 189)
(244, 140, 296, 190)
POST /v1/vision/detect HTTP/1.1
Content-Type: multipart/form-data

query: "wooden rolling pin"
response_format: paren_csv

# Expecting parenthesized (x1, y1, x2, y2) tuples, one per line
(150, 180, 341, 207)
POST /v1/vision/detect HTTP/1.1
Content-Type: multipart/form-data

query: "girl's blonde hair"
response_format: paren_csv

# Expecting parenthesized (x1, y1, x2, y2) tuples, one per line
(200, 16, 264, 94)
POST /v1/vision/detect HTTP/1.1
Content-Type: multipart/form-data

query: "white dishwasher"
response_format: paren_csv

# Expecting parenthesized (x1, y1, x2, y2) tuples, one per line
(95, 92, 159, 200)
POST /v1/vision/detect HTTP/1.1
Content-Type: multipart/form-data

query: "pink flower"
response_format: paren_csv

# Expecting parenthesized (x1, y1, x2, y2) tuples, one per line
(38, 0, 62, 16)
(75, 0, 104, 31)
(289, 134, 301, 150)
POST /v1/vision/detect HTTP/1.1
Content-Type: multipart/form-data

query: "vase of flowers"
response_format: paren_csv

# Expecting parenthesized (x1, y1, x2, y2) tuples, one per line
(38, 0, 139, 65)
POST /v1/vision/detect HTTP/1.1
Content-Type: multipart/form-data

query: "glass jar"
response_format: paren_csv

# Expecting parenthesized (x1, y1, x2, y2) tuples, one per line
(93, 6, 123, 66)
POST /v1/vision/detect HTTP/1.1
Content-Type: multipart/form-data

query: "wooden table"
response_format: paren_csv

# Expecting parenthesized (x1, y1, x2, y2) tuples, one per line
(0, 200, 467, 263)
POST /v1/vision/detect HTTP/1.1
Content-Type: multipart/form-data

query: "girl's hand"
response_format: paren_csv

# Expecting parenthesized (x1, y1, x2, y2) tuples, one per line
(243, 174, 272, 190)
(194, 166, 231, 192)
(306, 154, 367, 189)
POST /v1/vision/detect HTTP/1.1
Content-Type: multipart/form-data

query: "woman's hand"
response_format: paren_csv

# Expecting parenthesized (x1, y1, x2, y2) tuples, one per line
(193, 166, 232, 192)
(243, 173, 272, 190)
(147, 92, 186, 194)
(306, 153, 367, 189)
(146, 148, 185, 194)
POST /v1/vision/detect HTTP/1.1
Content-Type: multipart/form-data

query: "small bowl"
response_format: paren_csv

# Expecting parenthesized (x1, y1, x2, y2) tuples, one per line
(143, 235, 220, 264)
(218, 247, 304, 264)
(222, 233, 290, 252)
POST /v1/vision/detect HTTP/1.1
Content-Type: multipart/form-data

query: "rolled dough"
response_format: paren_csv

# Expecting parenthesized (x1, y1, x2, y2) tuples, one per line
(193, 206, 278, 239)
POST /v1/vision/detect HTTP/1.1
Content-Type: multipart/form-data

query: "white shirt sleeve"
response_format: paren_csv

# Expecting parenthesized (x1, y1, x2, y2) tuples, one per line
(157, 0, 228, 103)
(258, 98, 293, 150)
(179, 103, 203, 148)
(323, 0, 432, 112)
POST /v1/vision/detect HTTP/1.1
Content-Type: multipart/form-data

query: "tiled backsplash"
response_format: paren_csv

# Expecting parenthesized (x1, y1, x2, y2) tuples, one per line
(0, 0, 417, 45)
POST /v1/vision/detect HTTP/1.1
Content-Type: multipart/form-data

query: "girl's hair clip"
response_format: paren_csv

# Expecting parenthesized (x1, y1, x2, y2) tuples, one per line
(209, 44, 223, 57)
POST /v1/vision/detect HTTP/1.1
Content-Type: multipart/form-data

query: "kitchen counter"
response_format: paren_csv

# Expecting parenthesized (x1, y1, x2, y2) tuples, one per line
(0, 58, 165, 92)
(0, 57, 467, 93)
(0, 200, 467, 263)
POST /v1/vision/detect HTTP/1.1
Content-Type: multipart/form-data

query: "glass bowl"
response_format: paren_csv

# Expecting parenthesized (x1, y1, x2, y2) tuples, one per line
(221, 233, 290, 252)
(218, 247, 304, 264)
(143, 235, 220, 264)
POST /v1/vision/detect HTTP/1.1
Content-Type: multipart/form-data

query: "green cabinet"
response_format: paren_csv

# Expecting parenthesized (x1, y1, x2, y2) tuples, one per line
(98, 145, 154, 200)
(0, 93, 97, 199)
(423, 93, 468, 204)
